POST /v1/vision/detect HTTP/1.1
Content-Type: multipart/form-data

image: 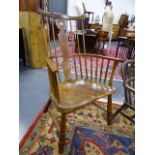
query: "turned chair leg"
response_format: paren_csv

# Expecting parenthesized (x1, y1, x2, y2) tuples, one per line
(58, 113, 67, 154)
(107, 95, 112, 125)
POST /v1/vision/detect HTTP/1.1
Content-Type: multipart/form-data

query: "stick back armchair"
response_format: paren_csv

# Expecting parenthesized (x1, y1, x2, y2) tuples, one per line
(38, 9, 123, 154)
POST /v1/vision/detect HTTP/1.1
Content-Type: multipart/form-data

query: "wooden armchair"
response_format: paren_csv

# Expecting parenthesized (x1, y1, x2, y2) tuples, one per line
(38, 9, 123, 154)
(112, 59, 135, 123)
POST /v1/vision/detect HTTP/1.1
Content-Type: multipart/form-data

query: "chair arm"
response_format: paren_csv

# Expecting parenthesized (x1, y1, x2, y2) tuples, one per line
(46, 59, 58, 73)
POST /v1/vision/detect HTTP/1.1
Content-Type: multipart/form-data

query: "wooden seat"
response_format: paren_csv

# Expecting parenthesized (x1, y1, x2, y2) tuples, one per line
(47, 63, 116, 113)
(38, 9, 123, 154)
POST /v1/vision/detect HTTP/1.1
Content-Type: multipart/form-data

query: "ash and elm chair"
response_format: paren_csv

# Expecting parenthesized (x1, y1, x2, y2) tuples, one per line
(112, 59, 135, 123)
(38, 9, 123, 154)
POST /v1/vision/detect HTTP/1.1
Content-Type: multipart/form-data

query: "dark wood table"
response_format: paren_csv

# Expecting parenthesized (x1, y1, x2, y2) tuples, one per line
(75, 31, 98, 53)
(115, 37, 135, 59)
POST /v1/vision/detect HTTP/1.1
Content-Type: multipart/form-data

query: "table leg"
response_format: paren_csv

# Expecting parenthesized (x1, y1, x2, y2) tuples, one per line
(127, 41, 135, 59)
(115, 40, 121, 57)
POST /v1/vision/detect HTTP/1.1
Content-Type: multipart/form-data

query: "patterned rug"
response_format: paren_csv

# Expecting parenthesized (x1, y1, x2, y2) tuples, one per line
(20, 102, 135, 155)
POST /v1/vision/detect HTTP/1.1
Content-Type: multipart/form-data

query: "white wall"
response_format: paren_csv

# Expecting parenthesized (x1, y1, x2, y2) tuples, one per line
(67, 0, 135, 24)
(111, 0, 135, 23)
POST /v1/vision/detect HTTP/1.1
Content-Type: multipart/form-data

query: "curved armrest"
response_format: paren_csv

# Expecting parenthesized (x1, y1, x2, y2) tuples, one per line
(46, 59, 58, 73)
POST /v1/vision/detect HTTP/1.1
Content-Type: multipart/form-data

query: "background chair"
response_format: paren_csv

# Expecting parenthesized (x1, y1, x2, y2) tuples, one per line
(76, 2, 94, 30)
(118, 14, 129, 37)
(96, 31, 109, 55)
(38, 9, 123, 154)
(82, 2, 94, 27)
(112, 59, 135, 123)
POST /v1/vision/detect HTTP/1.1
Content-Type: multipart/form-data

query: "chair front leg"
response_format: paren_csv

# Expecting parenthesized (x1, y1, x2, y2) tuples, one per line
(107, 95, 112, 125)
(59, 113, 67, 154)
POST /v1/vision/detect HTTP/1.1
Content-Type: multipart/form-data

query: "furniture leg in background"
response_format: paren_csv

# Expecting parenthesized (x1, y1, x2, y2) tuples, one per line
(115, 37, 135, 59)
(19, 28, 26, 65)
